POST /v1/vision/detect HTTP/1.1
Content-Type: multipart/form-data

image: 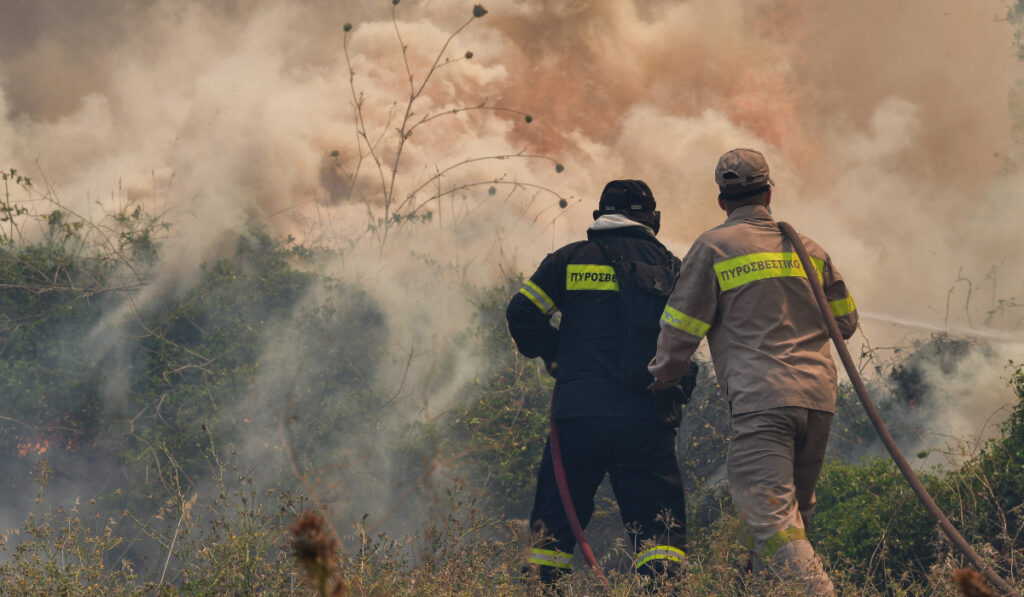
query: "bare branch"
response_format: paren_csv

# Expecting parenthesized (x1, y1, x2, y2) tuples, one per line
(343, 30, 390, 222)
(409, 101, 534, 134)
(399, 151, 562, 210)
(402, 179, 567, 220)
(945, 268, 975, 329)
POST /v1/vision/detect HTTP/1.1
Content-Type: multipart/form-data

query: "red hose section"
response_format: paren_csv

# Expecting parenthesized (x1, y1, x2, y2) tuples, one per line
(548, 383, 610, 588)
(778, 221, 1021, 597)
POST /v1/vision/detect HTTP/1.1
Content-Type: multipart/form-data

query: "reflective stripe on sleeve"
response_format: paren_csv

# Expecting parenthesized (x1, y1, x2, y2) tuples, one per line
(829, 294, 856, 317)
(636, 545, 686, 568)
(661, 305, 711, 338)
(528, 548, 572, 569)
(713, 252, 824, 292)
(519, 280, 557, 315)
(761, 526, 808, 560)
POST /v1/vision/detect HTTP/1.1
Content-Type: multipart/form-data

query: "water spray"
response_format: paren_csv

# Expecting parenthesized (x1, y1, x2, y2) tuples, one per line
(779, 221, 1021, 597)
(861, 311, 1024, 343)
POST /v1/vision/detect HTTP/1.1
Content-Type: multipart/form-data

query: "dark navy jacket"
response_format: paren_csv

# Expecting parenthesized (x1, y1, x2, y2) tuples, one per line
(506, 219, 678, 419)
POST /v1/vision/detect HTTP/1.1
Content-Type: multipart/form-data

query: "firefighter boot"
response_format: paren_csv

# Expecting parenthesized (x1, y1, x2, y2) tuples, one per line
(521, 563, 571, 595)
(637, 558, 683, 594)
(770, 539, 834, 596)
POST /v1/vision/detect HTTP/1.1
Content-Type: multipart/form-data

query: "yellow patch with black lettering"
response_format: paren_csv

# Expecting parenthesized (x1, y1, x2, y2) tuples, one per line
(714, 252, 824, 292)
(566, 264, 618, 291)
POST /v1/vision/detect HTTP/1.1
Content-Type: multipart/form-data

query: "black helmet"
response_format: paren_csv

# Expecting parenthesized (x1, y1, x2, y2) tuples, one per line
(593, 179, 660, 234)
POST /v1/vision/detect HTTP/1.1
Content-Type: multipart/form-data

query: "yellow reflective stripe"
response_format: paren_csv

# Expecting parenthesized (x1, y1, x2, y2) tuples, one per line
(714, 252, 824, 292)
(661, 305, 711, 338)
(528, 548, 572, 569)
(566, 264, 618, 291)
(829, 294, 856, 317)
(761, 526, 807, 560)
(636, 545, 686, 568)
(519, 280, 557, 315)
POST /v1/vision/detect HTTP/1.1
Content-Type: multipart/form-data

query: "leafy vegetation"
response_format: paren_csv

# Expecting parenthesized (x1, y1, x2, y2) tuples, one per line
(1, 158, 1022, 596)
(813, 359, 1024, 592)
(2, 1, 1024, 594)
(1, 193, 1020, 595)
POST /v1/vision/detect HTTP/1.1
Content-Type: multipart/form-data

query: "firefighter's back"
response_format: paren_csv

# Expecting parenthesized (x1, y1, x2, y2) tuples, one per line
(550, 227, 676, 420)
(696, 209, 840, 415)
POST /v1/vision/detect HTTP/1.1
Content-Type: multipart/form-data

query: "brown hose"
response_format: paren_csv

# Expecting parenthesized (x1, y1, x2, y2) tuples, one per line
(778, 220, 1021, 597)
(548, 383, 610, 588)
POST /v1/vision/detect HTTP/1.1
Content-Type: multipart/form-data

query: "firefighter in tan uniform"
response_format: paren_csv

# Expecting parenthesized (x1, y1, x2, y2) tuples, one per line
(649, 148, 857, 594)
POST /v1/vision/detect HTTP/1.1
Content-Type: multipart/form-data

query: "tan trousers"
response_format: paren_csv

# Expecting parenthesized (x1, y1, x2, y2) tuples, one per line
(727, 406, 835, 595)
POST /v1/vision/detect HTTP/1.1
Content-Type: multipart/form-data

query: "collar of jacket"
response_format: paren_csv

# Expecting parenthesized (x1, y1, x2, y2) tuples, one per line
(588, 213, 655, 236)
(725, 204, 772, 224)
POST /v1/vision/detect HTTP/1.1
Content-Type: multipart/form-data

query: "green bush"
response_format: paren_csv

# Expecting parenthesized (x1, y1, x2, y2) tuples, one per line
(814, 457, 940, 587)
(407, 278, 552, 517)
(814, 361, 1024, 590)
(2, 185, 1022, 595)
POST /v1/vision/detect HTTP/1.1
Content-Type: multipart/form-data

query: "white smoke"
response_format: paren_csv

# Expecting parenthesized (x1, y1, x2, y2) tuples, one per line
(1, 0, 1023, 537)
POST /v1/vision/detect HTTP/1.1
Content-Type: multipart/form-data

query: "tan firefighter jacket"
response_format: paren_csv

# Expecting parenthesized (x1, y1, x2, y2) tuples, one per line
(649, 205, 857, 415)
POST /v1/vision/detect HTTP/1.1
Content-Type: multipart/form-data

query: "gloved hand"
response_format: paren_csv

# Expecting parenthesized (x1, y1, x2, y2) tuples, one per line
(544, 360, 558, 378)
(654, 391, 684, 426)
(650, 362, 700, 427)
(679, 361, 699, 401)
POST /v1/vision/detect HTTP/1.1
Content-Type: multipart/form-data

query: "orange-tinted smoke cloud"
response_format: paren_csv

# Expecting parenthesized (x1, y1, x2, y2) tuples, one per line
(1, 1, 1021, 338)
(1, 0, 1020, 320)
(492, 1, 807, 157)
(491, 0, 1015, 195)
(0, 0, 1022, 508)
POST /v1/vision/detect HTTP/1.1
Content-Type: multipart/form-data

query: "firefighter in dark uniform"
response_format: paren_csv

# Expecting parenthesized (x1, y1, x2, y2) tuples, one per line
(506, 180, 696, 586)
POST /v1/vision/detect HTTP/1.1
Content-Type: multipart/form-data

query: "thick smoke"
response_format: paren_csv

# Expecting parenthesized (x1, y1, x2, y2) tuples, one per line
(2, 0, 1023, 544)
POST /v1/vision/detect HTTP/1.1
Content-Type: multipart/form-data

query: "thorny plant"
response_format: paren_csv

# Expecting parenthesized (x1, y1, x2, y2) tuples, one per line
(0, 165, 165, 298)
(0, 460, 139, 596)
(1, 169, 31, 246)
(332, 2, 569, 249)
(0, 164, 185, 468)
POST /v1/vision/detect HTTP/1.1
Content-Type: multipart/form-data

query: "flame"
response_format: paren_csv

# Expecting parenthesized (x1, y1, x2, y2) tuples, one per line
(16, 438, 50, 457)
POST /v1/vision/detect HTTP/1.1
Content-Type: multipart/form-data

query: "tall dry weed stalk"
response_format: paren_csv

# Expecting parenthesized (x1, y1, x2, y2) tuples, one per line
(335, 2, 567, 249)
(290, 510, 346, 597)
(952, 568, 1000, 597)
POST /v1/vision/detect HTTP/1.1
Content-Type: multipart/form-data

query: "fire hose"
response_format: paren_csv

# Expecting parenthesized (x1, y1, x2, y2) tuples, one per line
(545, 223, 1020, 595)
(778, 221, 1021, 597)
(548, 383, 610, 588)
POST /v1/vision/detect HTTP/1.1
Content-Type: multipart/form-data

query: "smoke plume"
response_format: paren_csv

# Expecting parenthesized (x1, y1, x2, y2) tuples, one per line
(2, 0, 1023, 543)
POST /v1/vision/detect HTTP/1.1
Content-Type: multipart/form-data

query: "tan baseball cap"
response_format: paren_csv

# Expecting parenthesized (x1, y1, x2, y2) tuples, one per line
(715, 148, 774, 199)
